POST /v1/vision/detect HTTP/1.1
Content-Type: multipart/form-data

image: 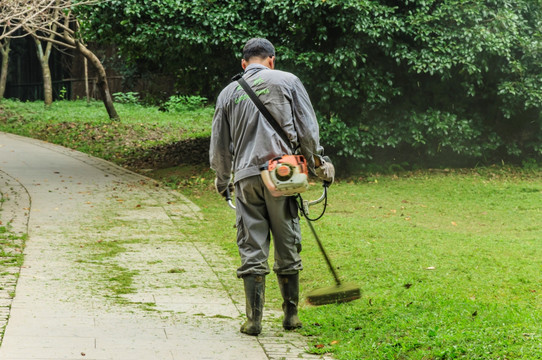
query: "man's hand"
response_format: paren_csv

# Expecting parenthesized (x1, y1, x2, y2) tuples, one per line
(214, 178, 234, 198)
(315, 160, 335, 184)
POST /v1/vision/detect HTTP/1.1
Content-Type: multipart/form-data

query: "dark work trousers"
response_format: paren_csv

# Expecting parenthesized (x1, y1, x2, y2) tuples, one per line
(234, 175, 302, 278)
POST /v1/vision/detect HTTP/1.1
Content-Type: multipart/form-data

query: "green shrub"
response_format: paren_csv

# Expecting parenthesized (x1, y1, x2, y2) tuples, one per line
(163, 95, 208, 112)
(82, 0, 542, 164)
(112, 92, 140, 104)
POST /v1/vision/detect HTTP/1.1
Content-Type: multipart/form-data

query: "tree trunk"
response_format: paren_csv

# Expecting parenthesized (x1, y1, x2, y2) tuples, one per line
(84, 57, 89, 104)
(0, 39, 10, 99)
(41, 56, 53, 105)
(76, 41, 119, 120)
(33, 37, 53, 106)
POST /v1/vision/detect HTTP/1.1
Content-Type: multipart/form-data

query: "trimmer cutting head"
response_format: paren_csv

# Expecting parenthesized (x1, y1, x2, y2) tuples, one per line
(306, 282, 361, 306)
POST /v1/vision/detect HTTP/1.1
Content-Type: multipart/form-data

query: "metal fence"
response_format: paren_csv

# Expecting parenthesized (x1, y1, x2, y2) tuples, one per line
(5, 80, 72, 102)
(5, 75, 164, 102)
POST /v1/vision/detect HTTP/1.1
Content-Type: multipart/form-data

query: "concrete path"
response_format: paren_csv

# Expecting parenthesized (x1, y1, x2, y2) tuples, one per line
(0, 132, 332, 360)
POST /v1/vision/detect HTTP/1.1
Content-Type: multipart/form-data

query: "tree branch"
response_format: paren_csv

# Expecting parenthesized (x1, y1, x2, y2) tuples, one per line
(0, 0, 105, 41)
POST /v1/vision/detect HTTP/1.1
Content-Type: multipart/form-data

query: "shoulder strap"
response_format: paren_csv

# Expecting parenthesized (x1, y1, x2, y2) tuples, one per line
(237, 77, 293, 151)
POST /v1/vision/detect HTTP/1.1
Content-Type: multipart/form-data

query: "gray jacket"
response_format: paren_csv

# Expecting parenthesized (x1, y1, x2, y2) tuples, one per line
(210, 64, 324, 191)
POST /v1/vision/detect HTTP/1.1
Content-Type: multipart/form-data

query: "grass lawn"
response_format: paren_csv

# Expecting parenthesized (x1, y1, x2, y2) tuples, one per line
(151, 165, 542, 360)
(2, 100, 542, 359)
(0, 99, 213, 166)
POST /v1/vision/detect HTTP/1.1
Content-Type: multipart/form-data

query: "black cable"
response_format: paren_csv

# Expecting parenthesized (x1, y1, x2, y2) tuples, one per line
(296, 185, 328, 222)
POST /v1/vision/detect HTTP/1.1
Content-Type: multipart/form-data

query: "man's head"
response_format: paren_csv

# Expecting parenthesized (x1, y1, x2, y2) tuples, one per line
(242, 38, 275, 70)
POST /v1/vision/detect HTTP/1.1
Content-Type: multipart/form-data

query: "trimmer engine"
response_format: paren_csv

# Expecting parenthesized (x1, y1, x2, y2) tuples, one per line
(260, 155, 309, 197)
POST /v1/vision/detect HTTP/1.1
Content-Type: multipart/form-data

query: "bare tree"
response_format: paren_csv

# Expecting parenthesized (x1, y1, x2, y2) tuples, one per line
(1, 0, 118, 119)
(0, 1, 57, 100)
(26, 0, 117, 119)
(24, 4, 61, 106)
(30, 25, 59, 106)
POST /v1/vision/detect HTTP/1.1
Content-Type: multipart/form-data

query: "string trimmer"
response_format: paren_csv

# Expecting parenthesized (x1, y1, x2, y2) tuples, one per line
(225, 181, 361, 306)
(296, 183, 361, 305)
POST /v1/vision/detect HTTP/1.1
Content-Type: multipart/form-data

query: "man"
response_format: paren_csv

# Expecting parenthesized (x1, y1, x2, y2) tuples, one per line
(209, 38, 334, 336)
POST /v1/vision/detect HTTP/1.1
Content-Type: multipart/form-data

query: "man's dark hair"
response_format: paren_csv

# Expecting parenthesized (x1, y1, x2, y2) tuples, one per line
(242, 38, 275, 61)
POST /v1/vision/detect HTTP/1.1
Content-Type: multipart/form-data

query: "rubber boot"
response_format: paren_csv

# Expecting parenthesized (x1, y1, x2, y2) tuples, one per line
(277, 273, 303, 330)
(240, 274, 265, 336)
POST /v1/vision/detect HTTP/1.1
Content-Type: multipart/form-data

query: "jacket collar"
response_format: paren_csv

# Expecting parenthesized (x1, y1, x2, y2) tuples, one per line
(244, 63, 268, 74)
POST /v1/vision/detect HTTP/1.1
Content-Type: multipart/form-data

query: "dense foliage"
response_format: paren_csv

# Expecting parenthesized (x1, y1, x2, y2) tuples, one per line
(80, 0, 542, 165)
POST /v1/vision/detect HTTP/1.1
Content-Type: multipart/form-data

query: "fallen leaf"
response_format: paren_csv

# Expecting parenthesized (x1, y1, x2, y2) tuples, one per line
(451, 221, 457, 226)
(315, 344, 325, 349)
(330, 340, 339, 345)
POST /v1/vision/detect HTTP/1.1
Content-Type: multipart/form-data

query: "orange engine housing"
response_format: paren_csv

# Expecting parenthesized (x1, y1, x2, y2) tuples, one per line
(261, 155, 309, 197)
